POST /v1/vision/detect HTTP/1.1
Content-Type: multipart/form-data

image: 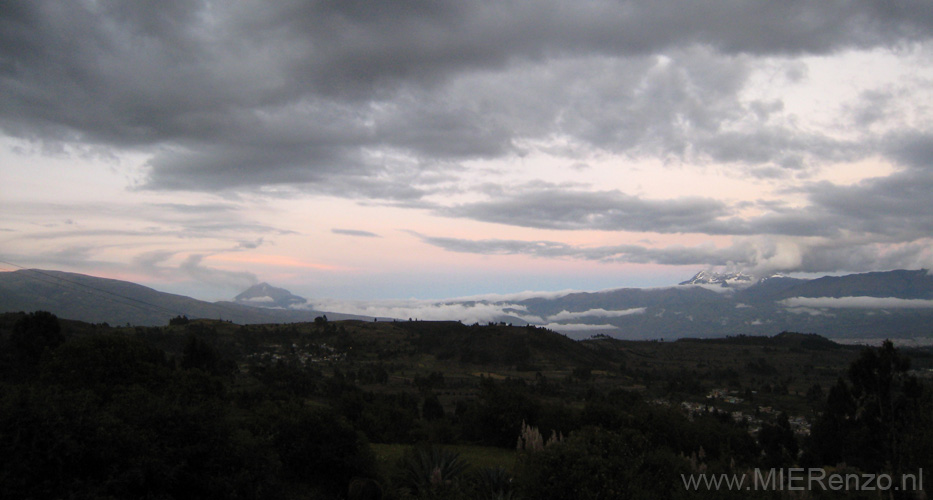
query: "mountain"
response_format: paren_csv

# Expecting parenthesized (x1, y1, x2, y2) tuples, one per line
(764, 269, 933, 300)
(498, 269, 933, 340)
(0, 269, 366, 326)
(3, 268, 932, 341)
(234, 282, 307, 309)
(679, 270, 759, 287)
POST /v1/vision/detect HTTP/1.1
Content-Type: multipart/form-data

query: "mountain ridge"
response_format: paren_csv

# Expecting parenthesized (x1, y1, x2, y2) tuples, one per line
(501, 269, 933, 339)
(679, 270, 761, 287)
(2, 268, 932, 340)
(0, 269, 367, 326)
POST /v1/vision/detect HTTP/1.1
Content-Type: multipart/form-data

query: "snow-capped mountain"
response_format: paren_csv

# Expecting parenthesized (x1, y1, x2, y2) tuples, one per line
(3, 268, 932, 341)
(234, 282, 307, 309)
(679, 270, 758, 287)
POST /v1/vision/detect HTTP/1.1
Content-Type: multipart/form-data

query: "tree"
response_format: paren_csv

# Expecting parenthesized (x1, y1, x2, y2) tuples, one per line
(2, 335, 278, 500)
(169, 314, 189, 326)
(758, 412, 798, 468)
(805, 377, 854, 467)
(806, 340, 929, 479)
(40, 333, 171, 396)
(11, 311, 64, 367)
(422, 393, 445, 421)
(516, 426, 695, 500)
(181, 333, 225, 374)
(461, 378, 540, 447)
(263, 403, 377, 497)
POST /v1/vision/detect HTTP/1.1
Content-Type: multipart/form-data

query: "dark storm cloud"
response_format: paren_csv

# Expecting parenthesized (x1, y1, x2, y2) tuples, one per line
(418, 231, 932, 274)
(10, 201, 295, 249)
(792, 240, 933, 274)
(806, 169, 933, 237)
(419, 155, 933, 271)
(700, 128, 862, 168)
(254, 0, 933, 93)
(443, 190, 731, 233)
(3, 0, 933, 278)
(3, 0, 932, 193)
(883, 132, 933, 170)
(767, 131, 933, 243)
(442, 189, 844, 237)
(439, 168, 933, 242)
(417, 234, 755, 267)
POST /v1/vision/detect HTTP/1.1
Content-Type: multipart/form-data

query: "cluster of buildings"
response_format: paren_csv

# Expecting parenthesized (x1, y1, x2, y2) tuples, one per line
(245, 342, 345, 366)
(672, 389, 812, 438)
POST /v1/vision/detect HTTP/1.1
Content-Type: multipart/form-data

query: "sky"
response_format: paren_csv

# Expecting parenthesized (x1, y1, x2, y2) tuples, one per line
(2, 0, 933, 303)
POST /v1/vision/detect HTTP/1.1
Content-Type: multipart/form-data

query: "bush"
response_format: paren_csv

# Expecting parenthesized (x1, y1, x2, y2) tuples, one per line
(515, 426, 695, 500)
(11, 311, 64, 367)
(40, 333, 172, 396)
(395, 445, 469, 499)
(471, 466, 517, 500)
(261, 403, 378, 497)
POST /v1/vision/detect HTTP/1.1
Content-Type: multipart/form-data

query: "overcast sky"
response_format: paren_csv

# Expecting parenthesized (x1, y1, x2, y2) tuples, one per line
(2, 0, 933, 302)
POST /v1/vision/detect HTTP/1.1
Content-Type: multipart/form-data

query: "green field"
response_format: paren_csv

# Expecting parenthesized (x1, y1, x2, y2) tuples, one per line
(371, 443, 518, 478)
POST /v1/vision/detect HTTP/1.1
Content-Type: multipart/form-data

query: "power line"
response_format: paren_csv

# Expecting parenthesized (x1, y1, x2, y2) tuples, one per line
(0, 260, 193, 321)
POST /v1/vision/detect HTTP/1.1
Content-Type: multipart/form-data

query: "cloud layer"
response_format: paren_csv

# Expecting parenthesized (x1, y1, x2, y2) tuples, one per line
(780, 296, 933, 309)
(3, 0, 933, 294)
(4, 2, 931, 185)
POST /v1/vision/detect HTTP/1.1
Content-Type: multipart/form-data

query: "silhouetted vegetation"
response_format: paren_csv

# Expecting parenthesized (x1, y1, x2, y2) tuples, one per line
(803, 340, 933, 482)
(0, 311, 930, 498)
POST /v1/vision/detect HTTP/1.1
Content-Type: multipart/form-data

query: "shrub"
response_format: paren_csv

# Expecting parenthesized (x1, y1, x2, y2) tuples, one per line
(471, 466, 517, 500)
(395, 445, 469, 499)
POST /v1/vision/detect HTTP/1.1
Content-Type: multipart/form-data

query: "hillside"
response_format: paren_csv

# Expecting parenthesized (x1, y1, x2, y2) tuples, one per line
(0, 269, 367, 326)
(507, 269, 933, 340)
(1, 311, 931, 498)
(766, 269, 933, 300)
